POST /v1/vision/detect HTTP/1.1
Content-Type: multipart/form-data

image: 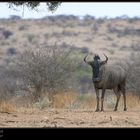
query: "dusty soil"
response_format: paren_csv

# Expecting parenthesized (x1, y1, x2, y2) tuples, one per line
(0, 108, 140, 128)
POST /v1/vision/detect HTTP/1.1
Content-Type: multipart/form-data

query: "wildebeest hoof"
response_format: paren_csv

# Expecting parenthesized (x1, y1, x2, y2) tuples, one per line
(124, 108, 127, 111)
(114, 109, 117, 111)
(100, 110, 104, 112)
(95, 109, 100, 112)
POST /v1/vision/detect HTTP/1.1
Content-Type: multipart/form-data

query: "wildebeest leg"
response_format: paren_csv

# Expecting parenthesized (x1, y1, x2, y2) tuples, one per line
(122, 92, 127, 111)
(95, 88, 100, 112)
(120, 81, 127, 111)
(121, 88, 127, 111)
(101, 89, 105, 112)
(113, 88, 121, 111)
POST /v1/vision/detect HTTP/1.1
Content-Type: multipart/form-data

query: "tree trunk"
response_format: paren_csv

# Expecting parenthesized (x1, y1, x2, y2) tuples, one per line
(33, 86, 42, 102)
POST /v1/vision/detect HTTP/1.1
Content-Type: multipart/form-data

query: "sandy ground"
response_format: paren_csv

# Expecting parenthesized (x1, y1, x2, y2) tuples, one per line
(0, 108, 140, 128)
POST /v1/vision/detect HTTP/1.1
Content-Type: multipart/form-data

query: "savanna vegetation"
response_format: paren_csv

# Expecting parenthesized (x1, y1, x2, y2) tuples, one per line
(0, 15, 140, 112)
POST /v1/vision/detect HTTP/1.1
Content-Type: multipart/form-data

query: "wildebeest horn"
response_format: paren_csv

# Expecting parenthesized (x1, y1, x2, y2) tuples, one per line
(84, 54, 88, 62)
(102, 54, 108, 63)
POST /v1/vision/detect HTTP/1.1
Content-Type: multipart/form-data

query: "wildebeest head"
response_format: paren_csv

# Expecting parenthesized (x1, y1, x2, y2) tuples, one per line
(92, 54, 108, 81)
(92, 55, 101, 79)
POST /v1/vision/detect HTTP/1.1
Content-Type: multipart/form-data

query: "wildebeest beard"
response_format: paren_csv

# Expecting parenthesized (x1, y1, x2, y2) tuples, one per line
(92, 60, 101, 82)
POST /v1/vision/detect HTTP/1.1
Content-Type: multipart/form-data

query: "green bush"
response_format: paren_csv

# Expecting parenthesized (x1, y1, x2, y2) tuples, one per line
(34, 97, 51, 109)
(25, 33, 35, 43)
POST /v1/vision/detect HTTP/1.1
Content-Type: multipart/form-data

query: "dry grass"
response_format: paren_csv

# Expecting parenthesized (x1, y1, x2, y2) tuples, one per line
(75, 93, 96, 109)
(120, 93, 140, 109)
(0, 92, 139, 112)
(50, 91, 140, 110)
(51, 91, 76, 108)
(0, 100, 15, 113)
(52, 92, 97, 109)
(105, 92, 140, 110)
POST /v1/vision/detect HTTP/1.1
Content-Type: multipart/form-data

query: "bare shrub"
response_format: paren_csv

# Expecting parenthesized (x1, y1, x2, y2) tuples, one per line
(44, 33, 50, 39)
(96, 18, 105, 24)
(118, 28, 140, 37)
(74, 59, 93, 94)
(92, 23, 98, 33)
(0, 65, 18, 101)
(62, 30, 78, 36)
(128, 17, 140, 23)
(83, 15, 95, 21)
(106, 36, 113, 41)
(12, 44, 77, 101)
(46, 15, 78, 21)
(6, 47, 17, 56)
(123, 27, 133, 35)
(125, 53, 140, 96)
(25, 33, 35, 43)
(2, 30, 13, 39)
(107, 49, 115, 55)
(10, 15, 21, 20)
(0, 41, 92, 103)
(80, 47, 89, 54)
(111, 43, 118, 48)
(107, 25, 120, 33)
(119, 45, 130, 51)
(115, 53, 140, 97)
(131, 44, 140, 51)
(19, 25, 29, 31)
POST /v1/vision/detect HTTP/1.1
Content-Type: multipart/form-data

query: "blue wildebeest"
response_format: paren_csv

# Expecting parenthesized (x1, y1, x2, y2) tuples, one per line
(84, 54, 127, 112)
